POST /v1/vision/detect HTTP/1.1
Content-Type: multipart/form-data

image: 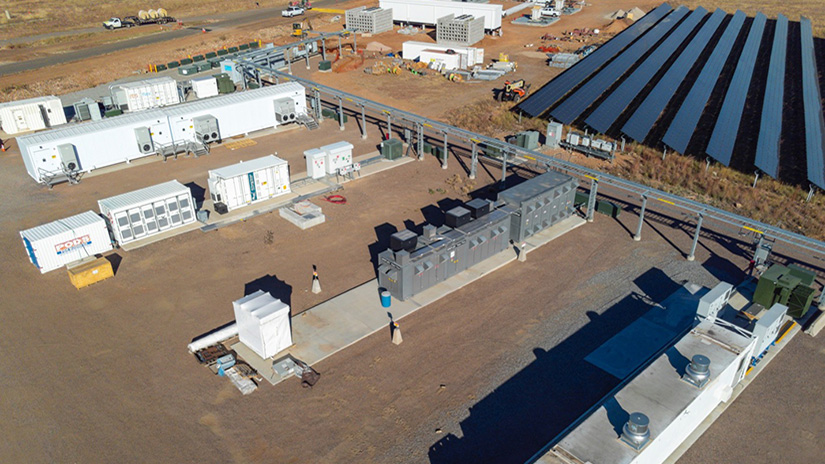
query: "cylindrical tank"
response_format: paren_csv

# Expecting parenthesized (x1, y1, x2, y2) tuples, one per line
(187, 323, 238, 352)
(381, 290, 392, 308)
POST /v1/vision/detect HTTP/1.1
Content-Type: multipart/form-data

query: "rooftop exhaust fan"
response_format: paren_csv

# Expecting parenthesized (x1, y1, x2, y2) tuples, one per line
(620, 412, 650, 451)
(683, 354, 711, 388)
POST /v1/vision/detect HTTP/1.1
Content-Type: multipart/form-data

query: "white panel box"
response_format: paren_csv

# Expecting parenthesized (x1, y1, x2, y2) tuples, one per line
(697, 282, 734, 321)
(110, 77, 181, 112)
(304, 148, 327, 179)
(191, 76, 219, 99)
(380, 0, 502, 31)
(233, 290, 293, 359)
(402, 41, 483, 66)
(19, 211, 113, 273)
(0, 96, 66, 135)
(753, 303, 788, 357)
(320, 141, 354, 174)
(98, 180, 196, 246)
(207, 155, 291, 211)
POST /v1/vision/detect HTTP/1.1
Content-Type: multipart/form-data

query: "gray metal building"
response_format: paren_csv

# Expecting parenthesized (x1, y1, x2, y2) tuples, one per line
(436, 14, 485, 47)
(345, 6, 394, 34)
(499, 170, 578, 243)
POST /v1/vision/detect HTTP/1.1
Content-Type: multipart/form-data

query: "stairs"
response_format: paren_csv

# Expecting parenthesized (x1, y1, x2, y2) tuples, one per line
(158, 139, 210, 161)
(298, 113, 320, 131)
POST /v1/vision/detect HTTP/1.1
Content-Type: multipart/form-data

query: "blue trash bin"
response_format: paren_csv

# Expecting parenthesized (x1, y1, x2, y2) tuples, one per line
(380, 290, 391, 308)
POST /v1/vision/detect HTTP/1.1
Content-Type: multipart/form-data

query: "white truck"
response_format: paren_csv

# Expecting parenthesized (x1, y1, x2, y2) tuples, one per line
(103, 9, 175, 29)
(281, 6, 305, 17)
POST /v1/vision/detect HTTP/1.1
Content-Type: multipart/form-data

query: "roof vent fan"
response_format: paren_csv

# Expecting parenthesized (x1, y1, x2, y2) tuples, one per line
(620, 412, 650, 450)
(683, 354, 711, 388)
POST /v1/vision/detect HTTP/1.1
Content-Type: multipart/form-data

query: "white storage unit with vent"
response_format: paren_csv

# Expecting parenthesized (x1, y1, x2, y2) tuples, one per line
(304, 148, 327, 179)
(320, 141, 354, 174)
(419, 49, 465, 70)
(208, 155, 291, 211)
(233, 290, 293, 359)
(381, 0, 502, 31)
(191, 76, 219, 99)
(19, 211, 113, 273)
(98, 180, 196, 246)
(402, 41, 483, 66)
(0, 96, 67, 135)
(110, 77, 181, 112)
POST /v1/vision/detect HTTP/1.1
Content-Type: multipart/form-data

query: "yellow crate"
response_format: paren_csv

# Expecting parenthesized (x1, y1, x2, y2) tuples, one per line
(67, 257, 114, 289)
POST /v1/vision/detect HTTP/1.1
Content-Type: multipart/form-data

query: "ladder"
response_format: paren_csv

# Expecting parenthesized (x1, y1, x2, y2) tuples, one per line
(297, 113, 320, 131)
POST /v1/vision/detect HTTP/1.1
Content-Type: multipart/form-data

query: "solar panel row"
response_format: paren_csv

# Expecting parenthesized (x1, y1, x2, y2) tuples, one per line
(754, 14, 789, 178)
(622, 9, 728, 143)
(550, 6, 693, 124)
(585, 7, 707, 133)
(661, 11, 747, 154)
(800, 17, 825, 190)
(705, 13, 768, 166)
(516, 3, 674, 118)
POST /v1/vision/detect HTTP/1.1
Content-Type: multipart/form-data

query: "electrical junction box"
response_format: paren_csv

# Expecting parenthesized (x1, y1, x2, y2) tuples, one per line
(304, 148, 326, 179)
(56, 144, 80, 172)
(446, 206, 471, 229)
(391, 229, 418, 253)
(320, 141, 354, 174)
(697, 282, 733, 321)
(134, 127, 154, 154)
(752, 303, 788, 358)
(193, 114, 220, 143)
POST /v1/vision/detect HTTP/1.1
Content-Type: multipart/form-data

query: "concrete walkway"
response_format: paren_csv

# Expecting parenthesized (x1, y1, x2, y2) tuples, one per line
(236, 215, 587, 385)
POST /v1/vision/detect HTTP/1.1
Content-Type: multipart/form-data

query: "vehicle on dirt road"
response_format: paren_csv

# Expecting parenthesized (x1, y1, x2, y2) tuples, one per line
(103, 9, 175, 29)
(281, 6, 305, 17)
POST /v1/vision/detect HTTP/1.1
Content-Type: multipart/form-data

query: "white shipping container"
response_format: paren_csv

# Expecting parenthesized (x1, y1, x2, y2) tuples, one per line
(19, 211, 113, 274)
(234, 290, 293, 359)
(402, 41, 483, 66)
(419, 49, 464, 70)
(380, 0, 502, 31)
(191, 76, 219, 99)
(111, 77, 181, 112)
(98, 180, 196, 246)
(207, 155, 291, 211)
(320, 141, 354, 174)
(0, 96, 67, 135)
(304, 148, 327, 179)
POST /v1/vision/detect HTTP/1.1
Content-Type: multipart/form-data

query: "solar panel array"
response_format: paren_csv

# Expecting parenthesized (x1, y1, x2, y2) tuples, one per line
(549, 6, 692, 124)
(661, 11, 747, 154)
(517, 6, 824, 186)
(516, 3, 674, 118)
(586, 7, 706, 133)
(753, 14, 788, 178)
(705, 13, 768, 166)
(800, 17, 825, 189)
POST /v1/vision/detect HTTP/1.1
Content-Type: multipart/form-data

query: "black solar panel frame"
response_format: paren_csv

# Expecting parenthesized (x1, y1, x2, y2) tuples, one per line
(754, 14, 789, 178)
(622, 8, 728, 143)
(661, 10, 747, 154)
(516, 3, 674, 118)
(800, 17, 825, 189)
(550, 6, 693, 124)
(705, 13, 767, 166)
(585, 7, 708, 133)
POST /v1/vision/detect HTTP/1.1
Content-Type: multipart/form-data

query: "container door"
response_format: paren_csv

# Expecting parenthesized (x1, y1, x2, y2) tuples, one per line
(114, 211, 134, 243)
(174, 118, 193, 142)
(128, 208, 147, 238)
(142, 204, 158, 234)
(166, 197, 182, 226)
(177, 195, 194, 223)
(154, 201, 171, 230)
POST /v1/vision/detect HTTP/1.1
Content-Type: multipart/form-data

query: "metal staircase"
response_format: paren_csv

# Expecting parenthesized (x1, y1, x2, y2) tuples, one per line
(39, 163, 82, 189)
(157, 139, 210, 161)
(297, 113, 319, 131)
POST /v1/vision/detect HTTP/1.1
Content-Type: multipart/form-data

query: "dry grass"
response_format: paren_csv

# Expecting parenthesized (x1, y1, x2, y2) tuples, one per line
(681, 0, 825, 37)
(0, 0, 288, 39)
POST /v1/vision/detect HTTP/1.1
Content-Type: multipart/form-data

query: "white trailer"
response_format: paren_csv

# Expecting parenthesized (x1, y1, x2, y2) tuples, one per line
(380, 0, 502, 32)
(402, 41, 484, 66)
(110, 77, 181, 112)
(19, 211, 113, 273)
(208, 155, 291, 211)
(320, 141, 354, 174)
(0, 96, 67, 135)
(17, 83, 307, 185)
(98, 180, 196, 246)
(191, 76, 219, 99)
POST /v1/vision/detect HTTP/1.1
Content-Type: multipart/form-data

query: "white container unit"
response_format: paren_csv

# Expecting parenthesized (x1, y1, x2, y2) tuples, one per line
(402, 41, 483, 66)
(233, 290, 293, 359)
(380, 0, 502, 31)
(420, 49, 465, 70)
(0, 96, 67, 135)
(208, 155, 291, 211)
(20, 211, 113, 273)
(191, 76, 219, 99)
(98, 180, 196, 246)
(304, 148, 327, 179)
(320, 141, 354, 174)
(17, 83, 307, 184)
(110, 77, 181, 112)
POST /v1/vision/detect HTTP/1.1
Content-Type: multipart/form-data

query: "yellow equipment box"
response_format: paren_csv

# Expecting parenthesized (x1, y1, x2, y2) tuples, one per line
(67, 257, 114, 289)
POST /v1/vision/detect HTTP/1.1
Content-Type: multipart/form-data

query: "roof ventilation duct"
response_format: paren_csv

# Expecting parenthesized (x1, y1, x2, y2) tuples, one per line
(683, 354, 711, 388)
(620, 412, 650, 450)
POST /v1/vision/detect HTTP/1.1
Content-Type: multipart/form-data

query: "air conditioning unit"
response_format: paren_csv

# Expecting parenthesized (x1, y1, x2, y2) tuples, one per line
(134, 127, 155, 154)
(57, 144, 80, 172)
(274, 98, 296, 124)
(193, 114, 220, 143)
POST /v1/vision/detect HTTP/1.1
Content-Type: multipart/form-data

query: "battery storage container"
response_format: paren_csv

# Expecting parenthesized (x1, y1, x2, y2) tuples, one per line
(207, 155, 291, 211)
(19, 210, 113, 273)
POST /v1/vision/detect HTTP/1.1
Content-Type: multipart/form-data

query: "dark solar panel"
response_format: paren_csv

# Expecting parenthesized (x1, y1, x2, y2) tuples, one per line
(585, 7, 708, 133)
(550, 6, 693, 124)
(622, 9, 727, 142)
(516, 3, 673, 118)
(661, 11, 747, 154)
(754, 14, 788, 178)
(800, 17, 825, 189)
(705, 13, 767, 166)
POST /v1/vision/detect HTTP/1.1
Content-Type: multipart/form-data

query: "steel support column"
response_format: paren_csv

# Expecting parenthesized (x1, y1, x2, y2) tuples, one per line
(687, 213, 704, 261)
(470, 141, 478, 180)
(287, 49, 292, 74)
(586, 178, 598, 222)
(386, 112, 392, 140)
(442, 132, 448, 169)
(338, 97, 345, 131)
(501, 151, 508, 184)
(417, 124, 424, 161)
(633, 194, 648, 241)
(360, 105, 367, 139)
(313, 89, 321, 120)
(321, 38, 326, 61)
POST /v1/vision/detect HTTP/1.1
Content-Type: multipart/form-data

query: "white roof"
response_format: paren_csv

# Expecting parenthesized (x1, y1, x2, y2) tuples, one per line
(0, 95, 61, 110)
(98, 180, 190, 212)
(209, 155, 287, 179)
(234, 290, 290, 323)
(20, 211, 104, 242)
(163, 82, 304, 118)
(111, 77, 176, 90)
(16, 109, 167, 145)
(190, 76, 216, 83)
(321, 141, 354, 152)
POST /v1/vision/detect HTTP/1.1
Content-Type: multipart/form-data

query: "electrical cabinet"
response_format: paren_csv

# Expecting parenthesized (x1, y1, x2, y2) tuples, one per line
(304, 148, 326, 179)
(193, 114, 220, 143)
(134, 127, 154, 154)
